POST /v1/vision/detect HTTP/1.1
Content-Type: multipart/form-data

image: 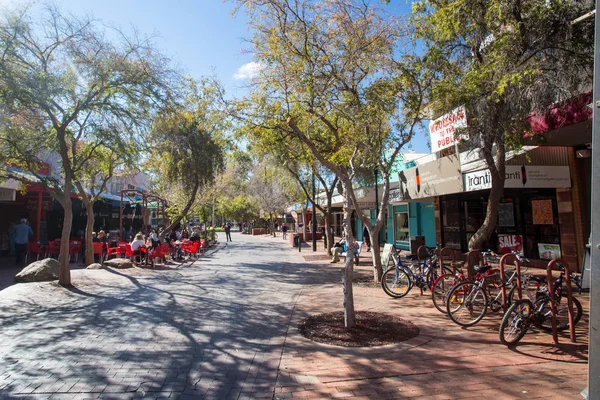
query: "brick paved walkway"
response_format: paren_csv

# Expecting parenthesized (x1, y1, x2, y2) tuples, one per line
(0, 233, 588, 399)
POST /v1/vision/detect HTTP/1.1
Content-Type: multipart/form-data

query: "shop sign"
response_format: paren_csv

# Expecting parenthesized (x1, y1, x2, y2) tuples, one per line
(26, 198, 52, 210)
(429, 105, 468, 152)
(0, 188, 16, 201)
(398, 154, 463, 200)
(538, 243, 561, 260)
(463, 165, 571, 192)
(343, 201, 375, 210)
(388, 188, 402, 203)
(498, 234, 523, 255)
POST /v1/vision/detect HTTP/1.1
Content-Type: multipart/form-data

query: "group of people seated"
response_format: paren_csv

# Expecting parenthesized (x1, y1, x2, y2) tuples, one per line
(85, 227, 205, 264)
(128, 228, 203, 264)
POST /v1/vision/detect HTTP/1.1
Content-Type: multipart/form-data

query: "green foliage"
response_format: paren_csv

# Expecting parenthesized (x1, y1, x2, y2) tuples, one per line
(150, 77, 226, 225)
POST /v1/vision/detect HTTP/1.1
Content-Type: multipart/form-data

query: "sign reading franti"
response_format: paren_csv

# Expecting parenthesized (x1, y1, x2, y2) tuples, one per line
(464, 166, 571, 192)
(429, 105, 468, 153)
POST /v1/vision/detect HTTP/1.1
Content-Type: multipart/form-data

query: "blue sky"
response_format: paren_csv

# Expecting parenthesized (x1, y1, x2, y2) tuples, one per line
(1, 0, 430, 153)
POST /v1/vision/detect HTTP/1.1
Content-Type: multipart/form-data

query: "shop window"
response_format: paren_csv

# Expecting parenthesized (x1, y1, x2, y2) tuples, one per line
(522, 194, 560, 260)
(394, 212, 409, 242)
(442, 199, 462, 250)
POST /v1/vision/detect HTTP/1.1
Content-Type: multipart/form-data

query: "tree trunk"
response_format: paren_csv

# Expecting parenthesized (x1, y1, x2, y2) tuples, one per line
(84, 201, 95, 266)
(469, 143, 506, 250)
(57, 191, 73, 287)
(469, 174, 504, 250)
(270, 213, 275, 236)
(368, 227, 384, 282)
(341, 180, 356, 328)
(324, 213, 333, 252)
(159, 178, 199, 241)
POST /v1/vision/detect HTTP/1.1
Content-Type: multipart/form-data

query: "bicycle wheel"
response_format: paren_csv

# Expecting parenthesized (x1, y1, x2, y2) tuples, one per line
(431, 273, 460, 313)
(446, 281, 488, 327)
(425, 266, 453, 290)
(499, 299, 534, 345)
(381, 266, 412, 298)
(508, 276, 545, 304)
(537, 296, 583, 332)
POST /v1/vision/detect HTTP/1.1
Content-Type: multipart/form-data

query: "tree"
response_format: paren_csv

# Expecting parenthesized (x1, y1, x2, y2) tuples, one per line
(73, 141, 135, 266)
(151, 78, 226, 240)
(247, 158, 294, 236)
(0, 6, 174, 285)
(412, 0, 594, 250)
(241, 120, 339, 252)
(237, 0, 430, 327)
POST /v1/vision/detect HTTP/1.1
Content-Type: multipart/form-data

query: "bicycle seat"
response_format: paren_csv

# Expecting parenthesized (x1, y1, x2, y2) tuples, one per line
(403, 254, 418, 260)
(473, 264, 492, 274)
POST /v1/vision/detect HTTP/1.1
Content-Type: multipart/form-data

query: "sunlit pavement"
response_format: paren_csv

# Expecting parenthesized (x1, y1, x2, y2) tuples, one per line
(0, 232, 588, 399)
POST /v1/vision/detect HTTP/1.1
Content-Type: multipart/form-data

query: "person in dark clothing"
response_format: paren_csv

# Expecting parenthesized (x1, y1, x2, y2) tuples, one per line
(363, 226, 371, 252)
(225, 224, 232, 242)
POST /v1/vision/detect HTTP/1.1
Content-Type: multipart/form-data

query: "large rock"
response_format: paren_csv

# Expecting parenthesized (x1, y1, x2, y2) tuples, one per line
(86, 263, 104, 270)
(103, 258, 133, 269)
(15, 258, 60, 283)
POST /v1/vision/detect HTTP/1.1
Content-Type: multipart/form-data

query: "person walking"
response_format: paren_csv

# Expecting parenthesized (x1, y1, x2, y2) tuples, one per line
(14, 218, 33, 266)
(281, 223, 288, 240)
(225, 224, 232, 242)
(363, 226, 371, 252)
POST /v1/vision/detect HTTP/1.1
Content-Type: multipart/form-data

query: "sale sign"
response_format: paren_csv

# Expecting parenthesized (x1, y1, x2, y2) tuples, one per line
(498, 234, 523, 255)
(429, 105, 468, 152)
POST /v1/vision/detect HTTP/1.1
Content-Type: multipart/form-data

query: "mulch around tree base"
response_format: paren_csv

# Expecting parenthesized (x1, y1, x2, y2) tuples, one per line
(298, 311, 420, 347)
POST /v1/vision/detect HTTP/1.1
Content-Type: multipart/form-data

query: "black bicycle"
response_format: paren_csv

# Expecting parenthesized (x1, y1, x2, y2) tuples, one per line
(499, 263, 583, 345)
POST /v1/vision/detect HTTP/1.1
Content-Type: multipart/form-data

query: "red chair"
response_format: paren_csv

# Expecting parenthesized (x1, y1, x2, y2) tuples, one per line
(69, 240, 82, 263)
(125, 244, 134, 259)
(183, 241, 200, 259)
(92, 242, 104, 263)
(160, 242, 172, 262)
(130, 245, 147, 265)
(26, 242, 42, 264)
(148, 246, 161, 266)
(46, 240, 61, 259)
(106, 243, 121, 259)
(199, 239, 206, 255)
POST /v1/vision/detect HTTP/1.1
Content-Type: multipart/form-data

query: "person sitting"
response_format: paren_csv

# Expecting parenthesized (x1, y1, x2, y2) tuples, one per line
(170, 239, 184, 261)
(98, 230, 109, 256)
(130, 233, 146, 264)
(330, 238, 360, 263)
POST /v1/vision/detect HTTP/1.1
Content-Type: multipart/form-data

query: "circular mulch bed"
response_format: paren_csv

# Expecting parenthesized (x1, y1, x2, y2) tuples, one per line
(299, 311, 419, 347)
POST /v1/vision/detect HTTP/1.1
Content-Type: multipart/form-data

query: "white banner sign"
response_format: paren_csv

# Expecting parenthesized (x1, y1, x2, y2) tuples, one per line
(464, 166, 571, 192)
(429, 105, 468, 152)
(0, 188, 16, 201)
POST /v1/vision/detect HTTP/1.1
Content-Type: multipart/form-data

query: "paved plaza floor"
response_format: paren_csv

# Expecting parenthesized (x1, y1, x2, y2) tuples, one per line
(0, 233, 588, 399)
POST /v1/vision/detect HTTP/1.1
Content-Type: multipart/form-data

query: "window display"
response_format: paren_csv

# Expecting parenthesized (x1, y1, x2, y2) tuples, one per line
(394, 212, 409, 242)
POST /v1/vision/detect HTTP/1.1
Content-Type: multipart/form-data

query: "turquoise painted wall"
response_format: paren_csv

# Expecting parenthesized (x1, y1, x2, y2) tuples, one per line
(354, 201, 435, 250)
(418, 202, 436, 246)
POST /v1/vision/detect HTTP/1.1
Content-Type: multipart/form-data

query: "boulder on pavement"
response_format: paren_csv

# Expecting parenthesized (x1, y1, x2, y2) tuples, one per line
(103, 258, 133, 269)
(15, 258, 60, 283)
(86, 263, 103, 270)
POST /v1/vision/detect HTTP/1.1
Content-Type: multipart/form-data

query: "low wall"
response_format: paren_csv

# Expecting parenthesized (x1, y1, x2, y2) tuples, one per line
(252, 228, 267, 235)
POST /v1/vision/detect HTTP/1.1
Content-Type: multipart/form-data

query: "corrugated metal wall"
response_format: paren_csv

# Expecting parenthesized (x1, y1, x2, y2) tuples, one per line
(507, 146, 570, 166)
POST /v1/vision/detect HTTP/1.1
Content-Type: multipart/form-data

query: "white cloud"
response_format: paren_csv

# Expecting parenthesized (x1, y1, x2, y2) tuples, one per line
(233, 61, 262, 80)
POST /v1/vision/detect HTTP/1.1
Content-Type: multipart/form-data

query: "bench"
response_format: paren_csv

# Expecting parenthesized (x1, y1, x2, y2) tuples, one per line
(342, 241, 362, 264)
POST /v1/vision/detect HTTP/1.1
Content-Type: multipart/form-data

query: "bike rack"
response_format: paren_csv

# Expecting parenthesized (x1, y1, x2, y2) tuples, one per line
(416, 245, 428, 261)
(498, 253, 523, 312)
(439, 247, 456, 276)
(546, 259, 576, 344)
(465, 250, 484, 279)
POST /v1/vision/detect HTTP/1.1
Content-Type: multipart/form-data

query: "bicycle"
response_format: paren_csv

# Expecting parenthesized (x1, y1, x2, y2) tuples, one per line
(432, 250, 524, 314)
(499, 263, 583, 345)
(381, 245, 452, 298)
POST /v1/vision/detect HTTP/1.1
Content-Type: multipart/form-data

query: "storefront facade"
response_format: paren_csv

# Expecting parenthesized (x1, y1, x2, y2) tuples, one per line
(435, 146, 581, 269)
